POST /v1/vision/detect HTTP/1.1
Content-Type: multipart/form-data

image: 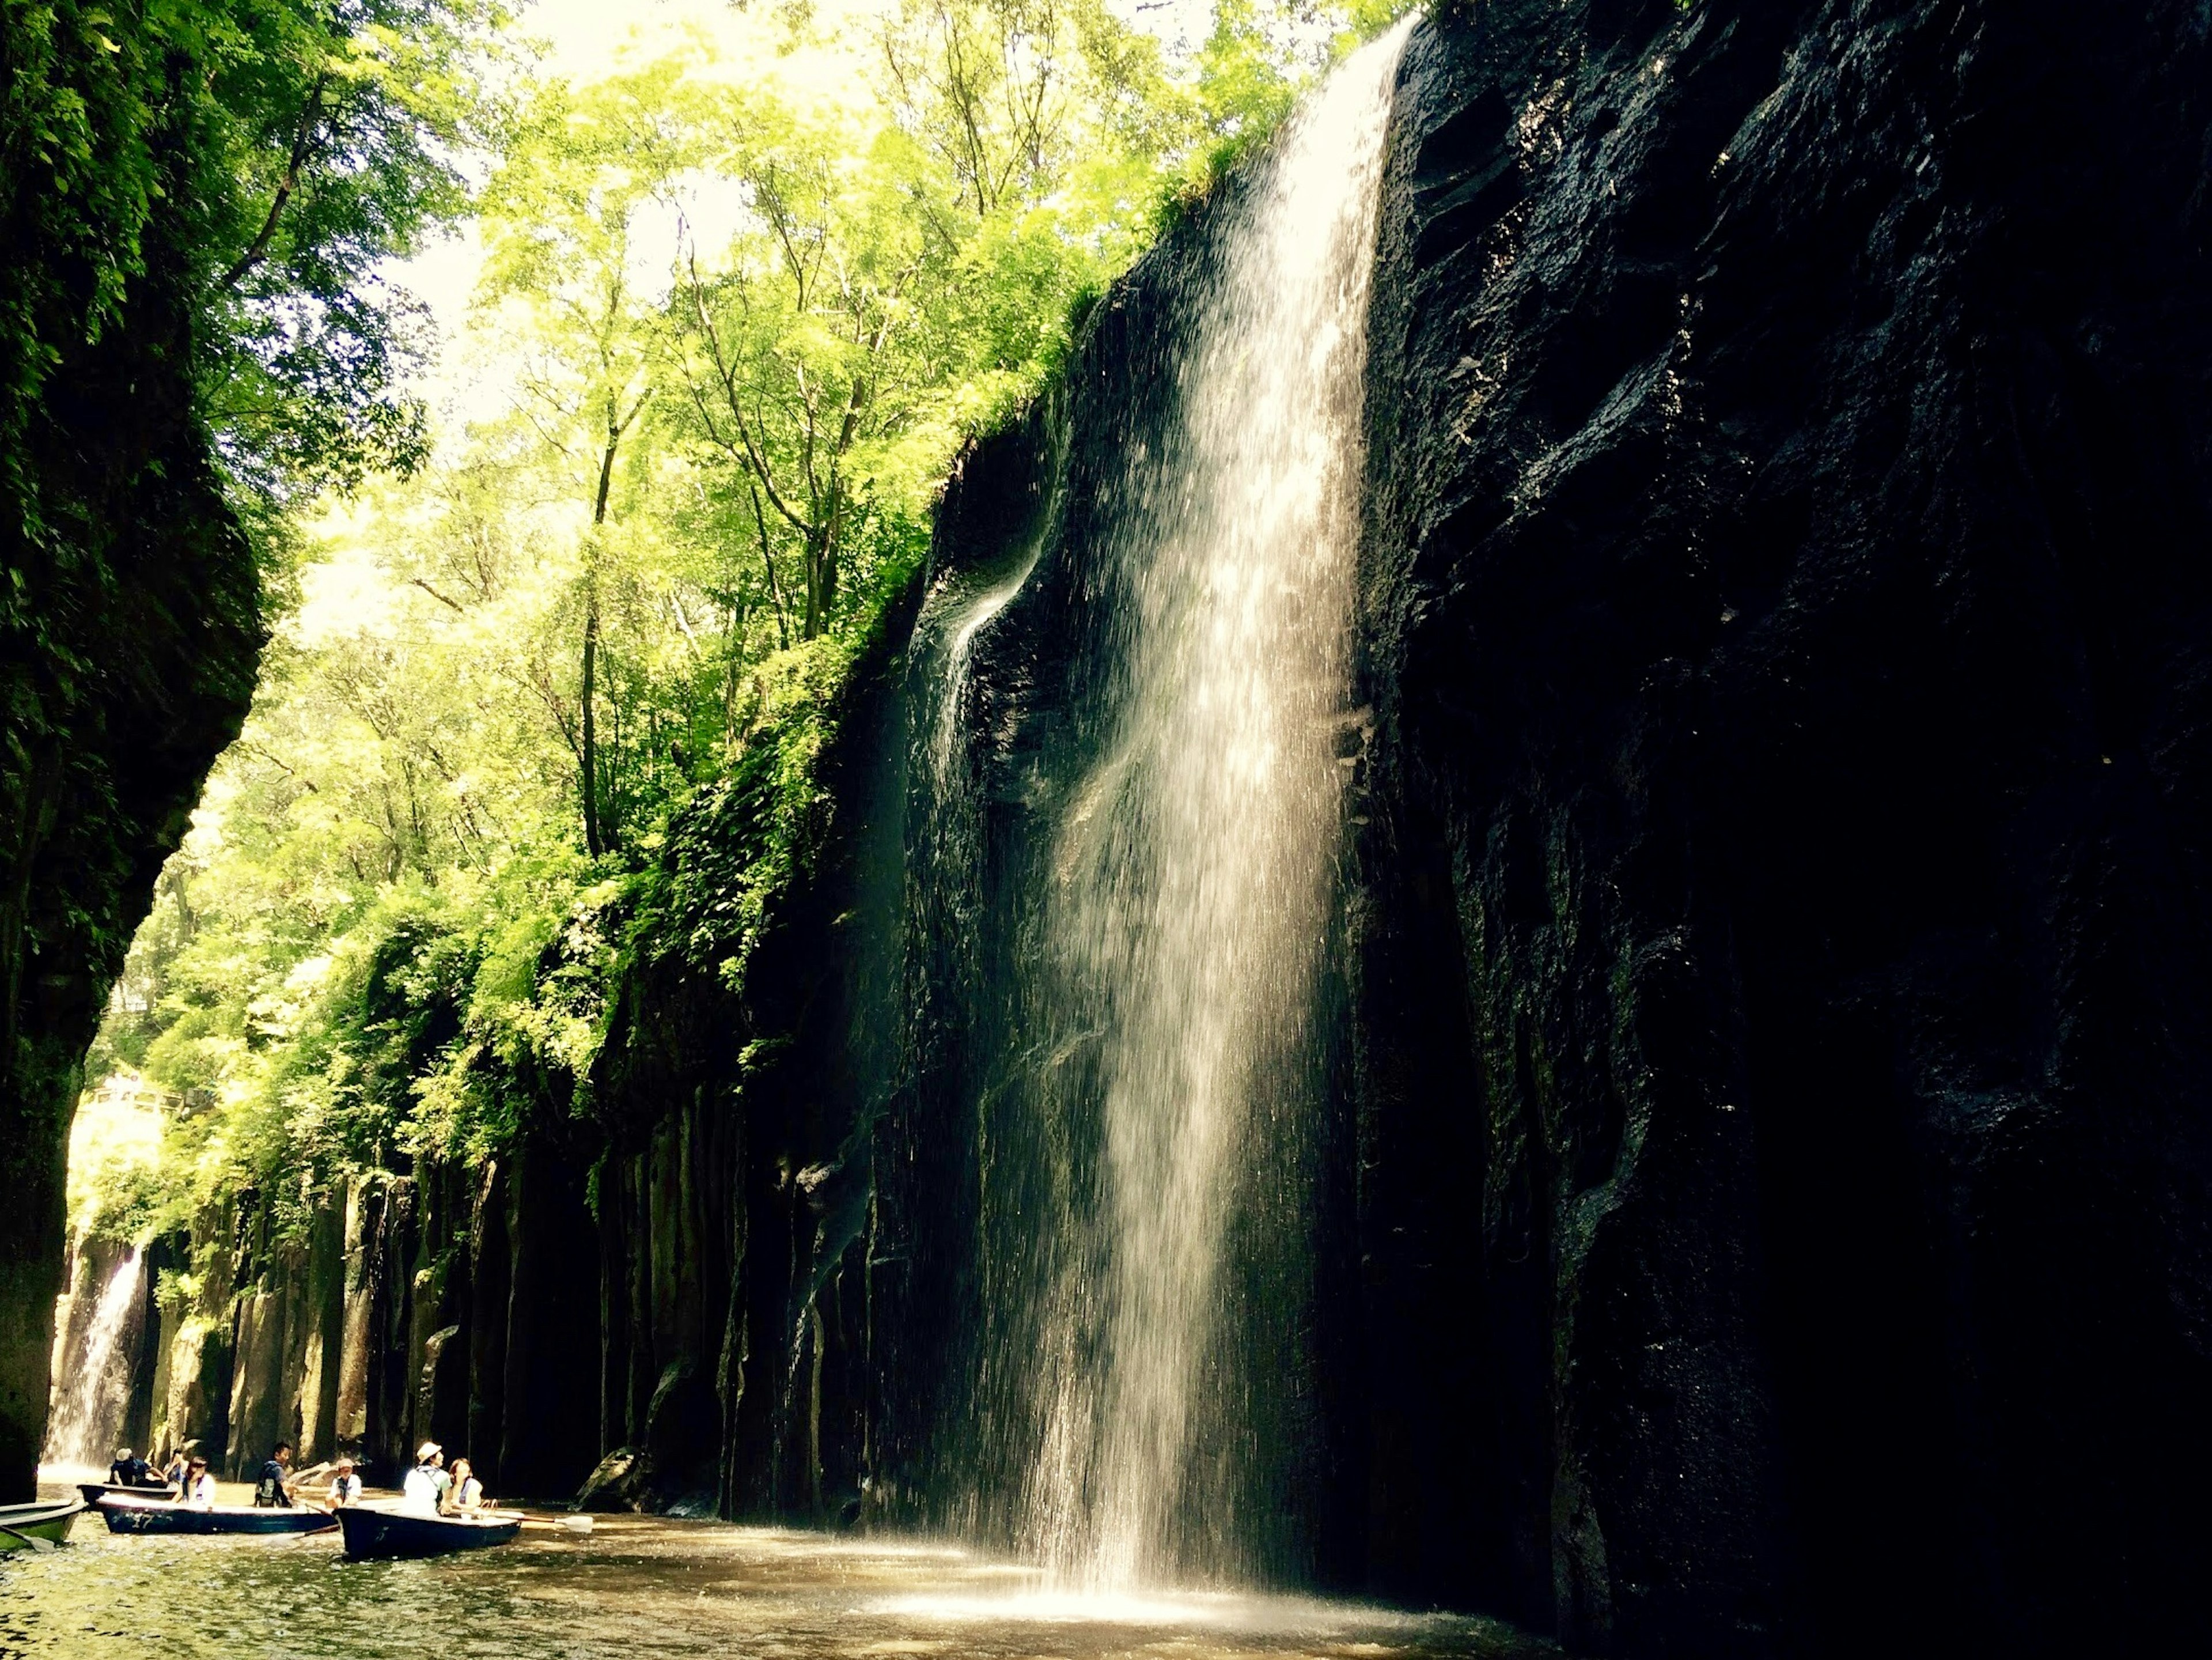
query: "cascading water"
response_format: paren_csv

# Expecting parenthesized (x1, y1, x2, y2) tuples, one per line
(905, 20, 1411, 1594)
(41, 1245, 146, 1470)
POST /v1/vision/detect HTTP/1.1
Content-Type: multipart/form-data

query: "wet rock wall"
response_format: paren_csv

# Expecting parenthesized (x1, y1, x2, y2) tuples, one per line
(1348, 0, 2212, 1655)
(857, 0, 2212, 1651)
(145, 1151, 599, 1496)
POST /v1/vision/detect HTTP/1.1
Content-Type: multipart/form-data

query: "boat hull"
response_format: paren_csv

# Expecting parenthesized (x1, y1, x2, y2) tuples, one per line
(77, 1481, 177, 1508)
(0, 1499, 84, 1551)
(335, 1505, 520, 1559)
(99, 1496, 335, 1536)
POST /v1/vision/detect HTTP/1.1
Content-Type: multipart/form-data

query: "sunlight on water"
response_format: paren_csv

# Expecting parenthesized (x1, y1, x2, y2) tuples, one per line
(875, 1585, 1429, 1633)
(0, 1502, 1552, 1659)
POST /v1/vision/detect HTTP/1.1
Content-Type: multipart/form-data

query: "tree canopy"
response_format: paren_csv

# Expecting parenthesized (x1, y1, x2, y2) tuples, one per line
(67, 0, 1411, 1245)
(3, 0, 509, 557)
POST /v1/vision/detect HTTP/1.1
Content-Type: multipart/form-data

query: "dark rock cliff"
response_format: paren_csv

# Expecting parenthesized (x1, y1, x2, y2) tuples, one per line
(1351, 1, 2212, 1655)
(582, 612, 913, 1522)
(0, 230, 263, 1501)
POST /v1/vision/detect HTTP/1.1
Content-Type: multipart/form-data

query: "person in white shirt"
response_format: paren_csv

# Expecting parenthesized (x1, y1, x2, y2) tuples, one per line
(328, 1456, 362, 1507)
(400, 1443, 449, 1514)
(182, 1457, 216, 1508)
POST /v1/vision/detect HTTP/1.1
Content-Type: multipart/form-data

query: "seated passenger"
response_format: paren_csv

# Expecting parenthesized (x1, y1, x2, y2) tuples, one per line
(328, 1455, 362, 1507)
(400, 1443, 449, 1514)
(252, 1440, 296, 1508)
(448, 1457, 483, 1514)
(107, 1446, 155, 1488)
(183, 1457, 215, 1508)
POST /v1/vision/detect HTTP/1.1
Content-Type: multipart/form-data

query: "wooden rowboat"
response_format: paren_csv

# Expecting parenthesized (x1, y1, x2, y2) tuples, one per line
(334, 1503, 520, 1559)
(99, 1493, 335, 1535)
(0, 1497, 84, 1552)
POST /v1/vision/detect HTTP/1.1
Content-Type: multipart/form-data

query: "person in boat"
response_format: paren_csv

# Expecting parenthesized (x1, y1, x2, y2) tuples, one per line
(400, 1443, 449, 1514)
(446, 1457, 483, 1514)
(253, 1440, 297, 1508)
(182, 1456, 215, 1508)
(107, 1446, 156, 1488)
(161, 1445, 191, 1493)
(328, 1455, 362, 1507)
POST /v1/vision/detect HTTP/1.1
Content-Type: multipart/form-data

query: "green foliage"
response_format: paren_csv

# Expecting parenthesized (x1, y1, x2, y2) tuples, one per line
(3, 0, 509, 554)
(71, 0, 1407, 1238)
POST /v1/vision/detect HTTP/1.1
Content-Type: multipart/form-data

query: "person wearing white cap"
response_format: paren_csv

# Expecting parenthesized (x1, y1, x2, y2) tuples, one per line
(400, 1443, 449, 1514)
(327, 1455, 362, 1507)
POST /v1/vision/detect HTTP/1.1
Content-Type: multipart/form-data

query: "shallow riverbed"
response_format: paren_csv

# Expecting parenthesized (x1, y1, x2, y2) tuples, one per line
(1, 1481, 1550, 1660)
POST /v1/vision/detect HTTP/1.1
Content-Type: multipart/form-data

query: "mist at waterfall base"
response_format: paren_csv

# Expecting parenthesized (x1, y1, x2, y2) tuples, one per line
(892, 18, 1410, 1594)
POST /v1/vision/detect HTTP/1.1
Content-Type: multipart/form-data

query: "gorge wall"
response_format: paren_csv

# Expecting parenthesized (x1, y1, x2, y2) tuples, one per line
(44, 2, 2212, 1658)
(1349, 0, 2212, 1654)
(1, 126, 264, 1501)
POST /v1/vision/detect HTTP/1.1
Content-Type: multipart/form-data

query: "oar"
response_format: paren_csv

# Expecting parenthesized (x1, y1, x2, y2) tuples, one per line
(0, 1523, 57, 1552)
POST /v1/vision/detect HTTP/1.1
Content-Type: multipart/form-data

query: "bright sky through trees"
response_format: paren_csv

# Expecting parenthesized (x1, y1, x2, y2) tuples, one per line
(388, 0, 1221, 417)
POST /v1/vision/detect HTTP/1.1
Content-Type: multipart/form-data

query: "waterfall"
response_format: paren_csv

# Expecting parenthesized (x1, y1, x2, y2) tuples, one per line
(43, 1245, 146, 1470)
(908, 19, 1411, 1593)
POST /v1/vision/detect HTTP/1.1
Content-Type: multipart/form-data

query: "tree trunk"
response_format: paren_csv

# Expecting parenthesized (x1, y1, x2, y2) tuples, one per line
(580, 576, 603, 859)
(581, 421, 622, 858)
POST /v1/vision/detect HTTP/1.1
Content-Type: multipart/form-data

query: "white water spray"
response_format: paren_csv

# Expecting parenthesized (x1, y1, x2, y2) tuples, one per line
(42, 1245, 146, 1470)
(1006, 20, 1413, 1589)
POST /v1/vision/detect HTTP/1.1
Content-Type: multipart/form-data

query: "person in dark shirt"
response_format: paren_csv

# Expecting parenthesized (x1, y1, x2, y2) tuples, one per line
(107, 1446, 155, 1487)
(252, 1441, 296, 1508)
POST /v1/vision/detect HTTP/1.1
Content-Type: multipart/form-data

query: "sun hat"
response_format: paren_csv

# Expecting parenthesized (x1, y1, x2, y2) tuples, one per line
(416, 1441, 442, 1461)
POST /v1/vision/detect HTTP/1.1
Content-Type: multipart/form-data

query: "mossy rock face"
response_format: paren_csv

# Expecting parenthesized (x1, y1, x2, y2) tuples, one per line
(1, 7, 266, 1495)
(0, 247, 262, 1502)
(165, 1320, 237, 1470)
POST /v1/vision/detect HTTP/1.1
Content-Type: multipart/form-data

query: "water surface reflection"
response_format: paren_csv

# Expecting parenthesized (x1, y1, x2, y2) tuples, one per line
(0, 1489, 1552, 1659)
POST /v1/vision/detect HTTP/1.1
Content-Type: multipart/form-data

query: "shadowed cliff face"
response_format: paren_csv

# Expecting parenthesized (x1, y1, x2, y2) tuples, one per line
(0, 251, 262, 1502)
(1351, 0, 2212, 1654)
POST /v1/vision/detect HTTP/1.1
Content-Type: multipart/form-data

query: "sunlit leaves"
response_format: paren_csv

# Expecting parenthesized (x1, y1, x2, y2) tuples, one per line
(2, 0, 512, 574)
(74, 0, 1411, 1239)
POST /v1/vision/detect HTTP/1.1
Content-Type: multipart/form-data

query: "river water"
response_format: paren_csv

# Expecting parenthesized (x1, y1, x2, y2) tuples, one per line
(1, 1481, 1548, 1660)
